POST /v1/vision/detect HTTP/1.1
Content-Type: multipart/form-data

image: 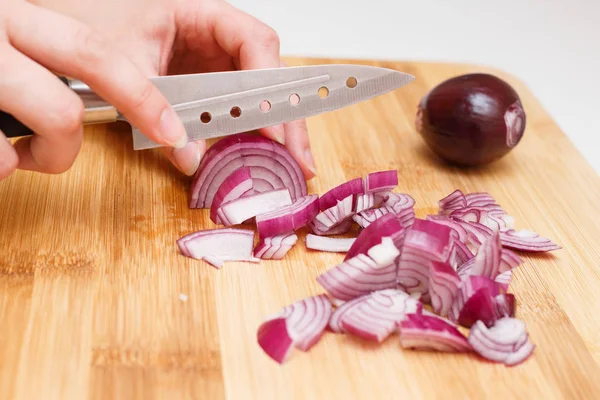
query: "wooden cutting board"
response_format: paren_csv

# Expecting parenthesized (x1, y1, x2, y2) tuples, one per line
(2, 57, 600, 400)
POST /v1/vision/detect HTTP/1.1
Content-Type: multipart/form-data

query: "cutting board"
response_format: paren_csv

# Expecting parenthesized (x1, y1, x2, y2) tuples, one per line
(1, 57, 600, 400)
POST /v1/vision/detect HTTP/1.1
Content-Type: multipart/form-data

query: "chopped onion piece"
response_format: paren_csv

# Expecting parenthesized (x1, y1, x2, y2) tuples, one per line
(340, 289, 421, 342)
(191, 133, 307, 208)
(177, 228, 258, 268)
(452, 276, 505, 327)
(328, 297, 365, 333)
(353, 193, 416, 229)
(258, 294, 333, 363)
(499, 249, 523, 273)
(470, 232, 502, 278)
(319, 177, 364, 211)
(306, 235, 355, 253)
(217, 188, 292, 226)
(495, 270, 513, 291)
(253, 232, 298, 259)
(210, 166, 254, 224)
(345, 213, 405, 260)
(364, 170, 398, 193)
(255, 194, 319, 239)
(399, 313, 471, 352)
(313, 195, 355, 229)
(397, 219, 454, 300)
(428, 261, 461, 318)
(499, 229, 561, 252)
(495, 293, 516, 318)
(468, 318, 535, 366)
(464, 192, 496, 206)
(308, 218, 354, 236)
(438, 189, 466, 215)
(449, 238, 474, 269)
(426, 215, 469, 242)
(317, 248, 398, 302)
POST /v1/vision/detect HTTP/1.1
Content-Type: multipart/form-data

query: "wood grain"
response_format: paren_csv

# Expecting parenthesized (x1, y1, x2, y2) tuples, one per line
(1, 58, 600, 399)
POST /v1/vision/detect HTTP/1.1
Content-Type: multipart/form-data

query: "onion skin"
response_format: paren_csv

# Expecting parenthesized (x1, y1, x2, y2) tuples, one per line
(416, 73, 526, 166)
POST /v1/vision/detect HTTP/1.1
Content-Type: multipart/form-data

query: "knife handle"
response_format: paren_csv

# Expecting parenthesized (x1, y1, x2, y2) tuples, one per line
(0, 76, 118, 139)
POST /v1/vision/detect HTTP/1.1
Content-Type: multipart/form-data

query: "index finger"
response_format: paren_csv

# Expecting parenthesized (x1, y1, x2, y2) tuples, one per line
(8, 2, 188, 149)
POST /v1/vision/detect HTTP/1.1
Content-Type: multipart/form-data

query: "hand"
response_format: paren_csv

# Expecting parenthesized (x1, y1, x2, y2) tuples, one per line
(0, 0, 190, 181)
(10, 0, 316, 180)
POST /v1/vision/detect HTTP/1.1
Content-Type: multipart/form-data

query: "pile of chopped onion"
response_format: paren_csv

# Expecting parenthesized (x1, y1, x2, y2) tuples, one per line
(175, 134, 561, 366)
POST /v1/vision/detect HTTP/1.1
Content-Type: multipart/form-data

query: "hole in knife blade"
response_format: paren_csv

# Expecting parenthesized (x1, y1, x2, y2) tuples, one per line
(200, 112, 212, 123)
(260, 100, 271, 112)
(318, 86, 329, 99)
(346, 77, 358, 88)
(230, 106, 242, 118)
(289, 93, 300, 106)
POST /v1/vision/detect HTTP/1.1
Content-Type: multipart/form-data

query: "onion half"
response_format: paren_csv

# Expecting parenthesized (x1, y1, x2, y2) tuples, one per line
(190, 133, 307, 208)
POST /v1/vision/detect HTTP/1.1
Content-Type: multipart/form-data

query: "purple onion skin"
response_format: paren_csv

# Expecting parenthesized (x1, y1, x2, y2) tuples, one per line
(416, 73, 526, 167)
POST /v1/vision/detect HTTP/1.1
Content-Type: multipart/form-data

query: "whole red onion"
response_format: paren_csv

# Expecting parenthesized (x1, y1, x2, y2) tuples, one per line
(415, 73, 526, 166)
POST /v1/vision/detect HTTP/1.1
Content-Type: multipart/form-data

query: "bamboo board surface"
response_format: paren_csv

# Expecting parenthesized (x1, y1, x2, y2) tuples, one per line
(2, 57, 600, 399)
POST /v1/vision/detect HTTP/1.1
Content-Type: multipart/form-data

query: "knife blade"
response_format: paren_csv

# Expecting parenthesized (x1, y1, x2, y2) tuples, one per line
(0, 64, 414, 150)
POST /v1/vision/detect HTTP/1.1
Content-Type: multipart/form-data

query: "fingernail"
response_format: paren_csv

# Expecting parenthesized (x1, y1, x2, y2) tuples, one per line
(173, 141, 201, 176)
(304, 148, 317, 175)
(273, 124, 285, 144)
(160, 107, 188, 149)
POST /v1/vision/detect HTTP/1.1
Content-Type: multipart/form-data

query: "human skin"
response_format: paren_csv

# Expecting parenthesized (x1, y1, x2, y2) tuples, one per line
(0, 0, 316, 180)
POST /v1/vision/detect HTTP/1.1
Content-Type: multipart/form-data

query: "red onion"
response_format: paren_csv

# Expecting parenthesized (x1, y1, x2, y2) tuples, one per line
(452, 276, 505, 327)
(363, 170, 398, 193)
(345, 213, 405, 261)
(353, 192, 415, 229)
(308, 218, 354, 236)
(416, 73, 526, 167)
(426, 215, 469, 242)
(209, 166, 254, 224)
(428, 261, 461, 318)
(305, 235, 355, 253)
(438, 189, 467, 215)
(255, 194, 319, 239)
(495, 293, 516, 318)
(449, 238, 474, 269)
(495, 270, 513, 291)
(190, 133, 307, 208)
(217, 188, 292, 226)
(257, 294, 332, 363)
(397, 219, 454, 300)
(319, 177, 364, 211)
(328, 296, 365, 333)
(499, 229, 561, 252)
(317, 241, 399, 302)
(499, 249, 522, 273)
(465, 192, 496, 206)
(468, 318, 535, 366)
(253, 232, 298, 259)
(313, 195, 355, 229)
(399, 313, 471, 352)
(177, 228, 258, 268)
(469, 232, 502, 278)
(340, 289, 421, 342)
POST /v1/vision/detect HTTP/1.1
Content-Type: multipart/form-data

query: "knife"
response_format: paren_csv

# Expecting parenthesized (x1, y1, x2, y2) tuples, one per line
(0, 64, 414, 150)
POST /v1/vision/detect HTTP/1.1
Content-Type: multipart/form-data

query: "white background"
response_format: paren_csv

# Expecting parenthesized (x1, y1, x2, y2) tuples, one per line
(229, 0, 600, 173)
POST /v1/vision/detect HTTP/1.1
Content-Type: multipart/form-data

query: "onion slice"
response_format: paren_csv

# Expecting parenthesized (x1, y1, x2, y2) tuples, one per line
(353, 192, 415, 229)
(306, 235, 355, 253)
(438, 189, 467, 215)
(317, 239, 400, 302)
(499, 229, 561, 252)
(191, 133, 307, 208)
(495, 270, 513, 291)
(340, 289, 421, 342)
(470, 232, 502, 278)
(255, 194, 319, 239)
(308, 218, 354, 236)
(257, 294, 333, 363)
(345, 213, 405, 261)
(177, 228, 258, 268)
(397, 219, 454, 300)
(428, 261, 461, 318)
(209, 166, 254, 224)
(468, 318, 535, 366)
(319, 177, 364, 211)
(364, 170, 398, 193)
(253, 232, 298, 259)
(217, 188, 292, 226)
(399, 313, 471, 352)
